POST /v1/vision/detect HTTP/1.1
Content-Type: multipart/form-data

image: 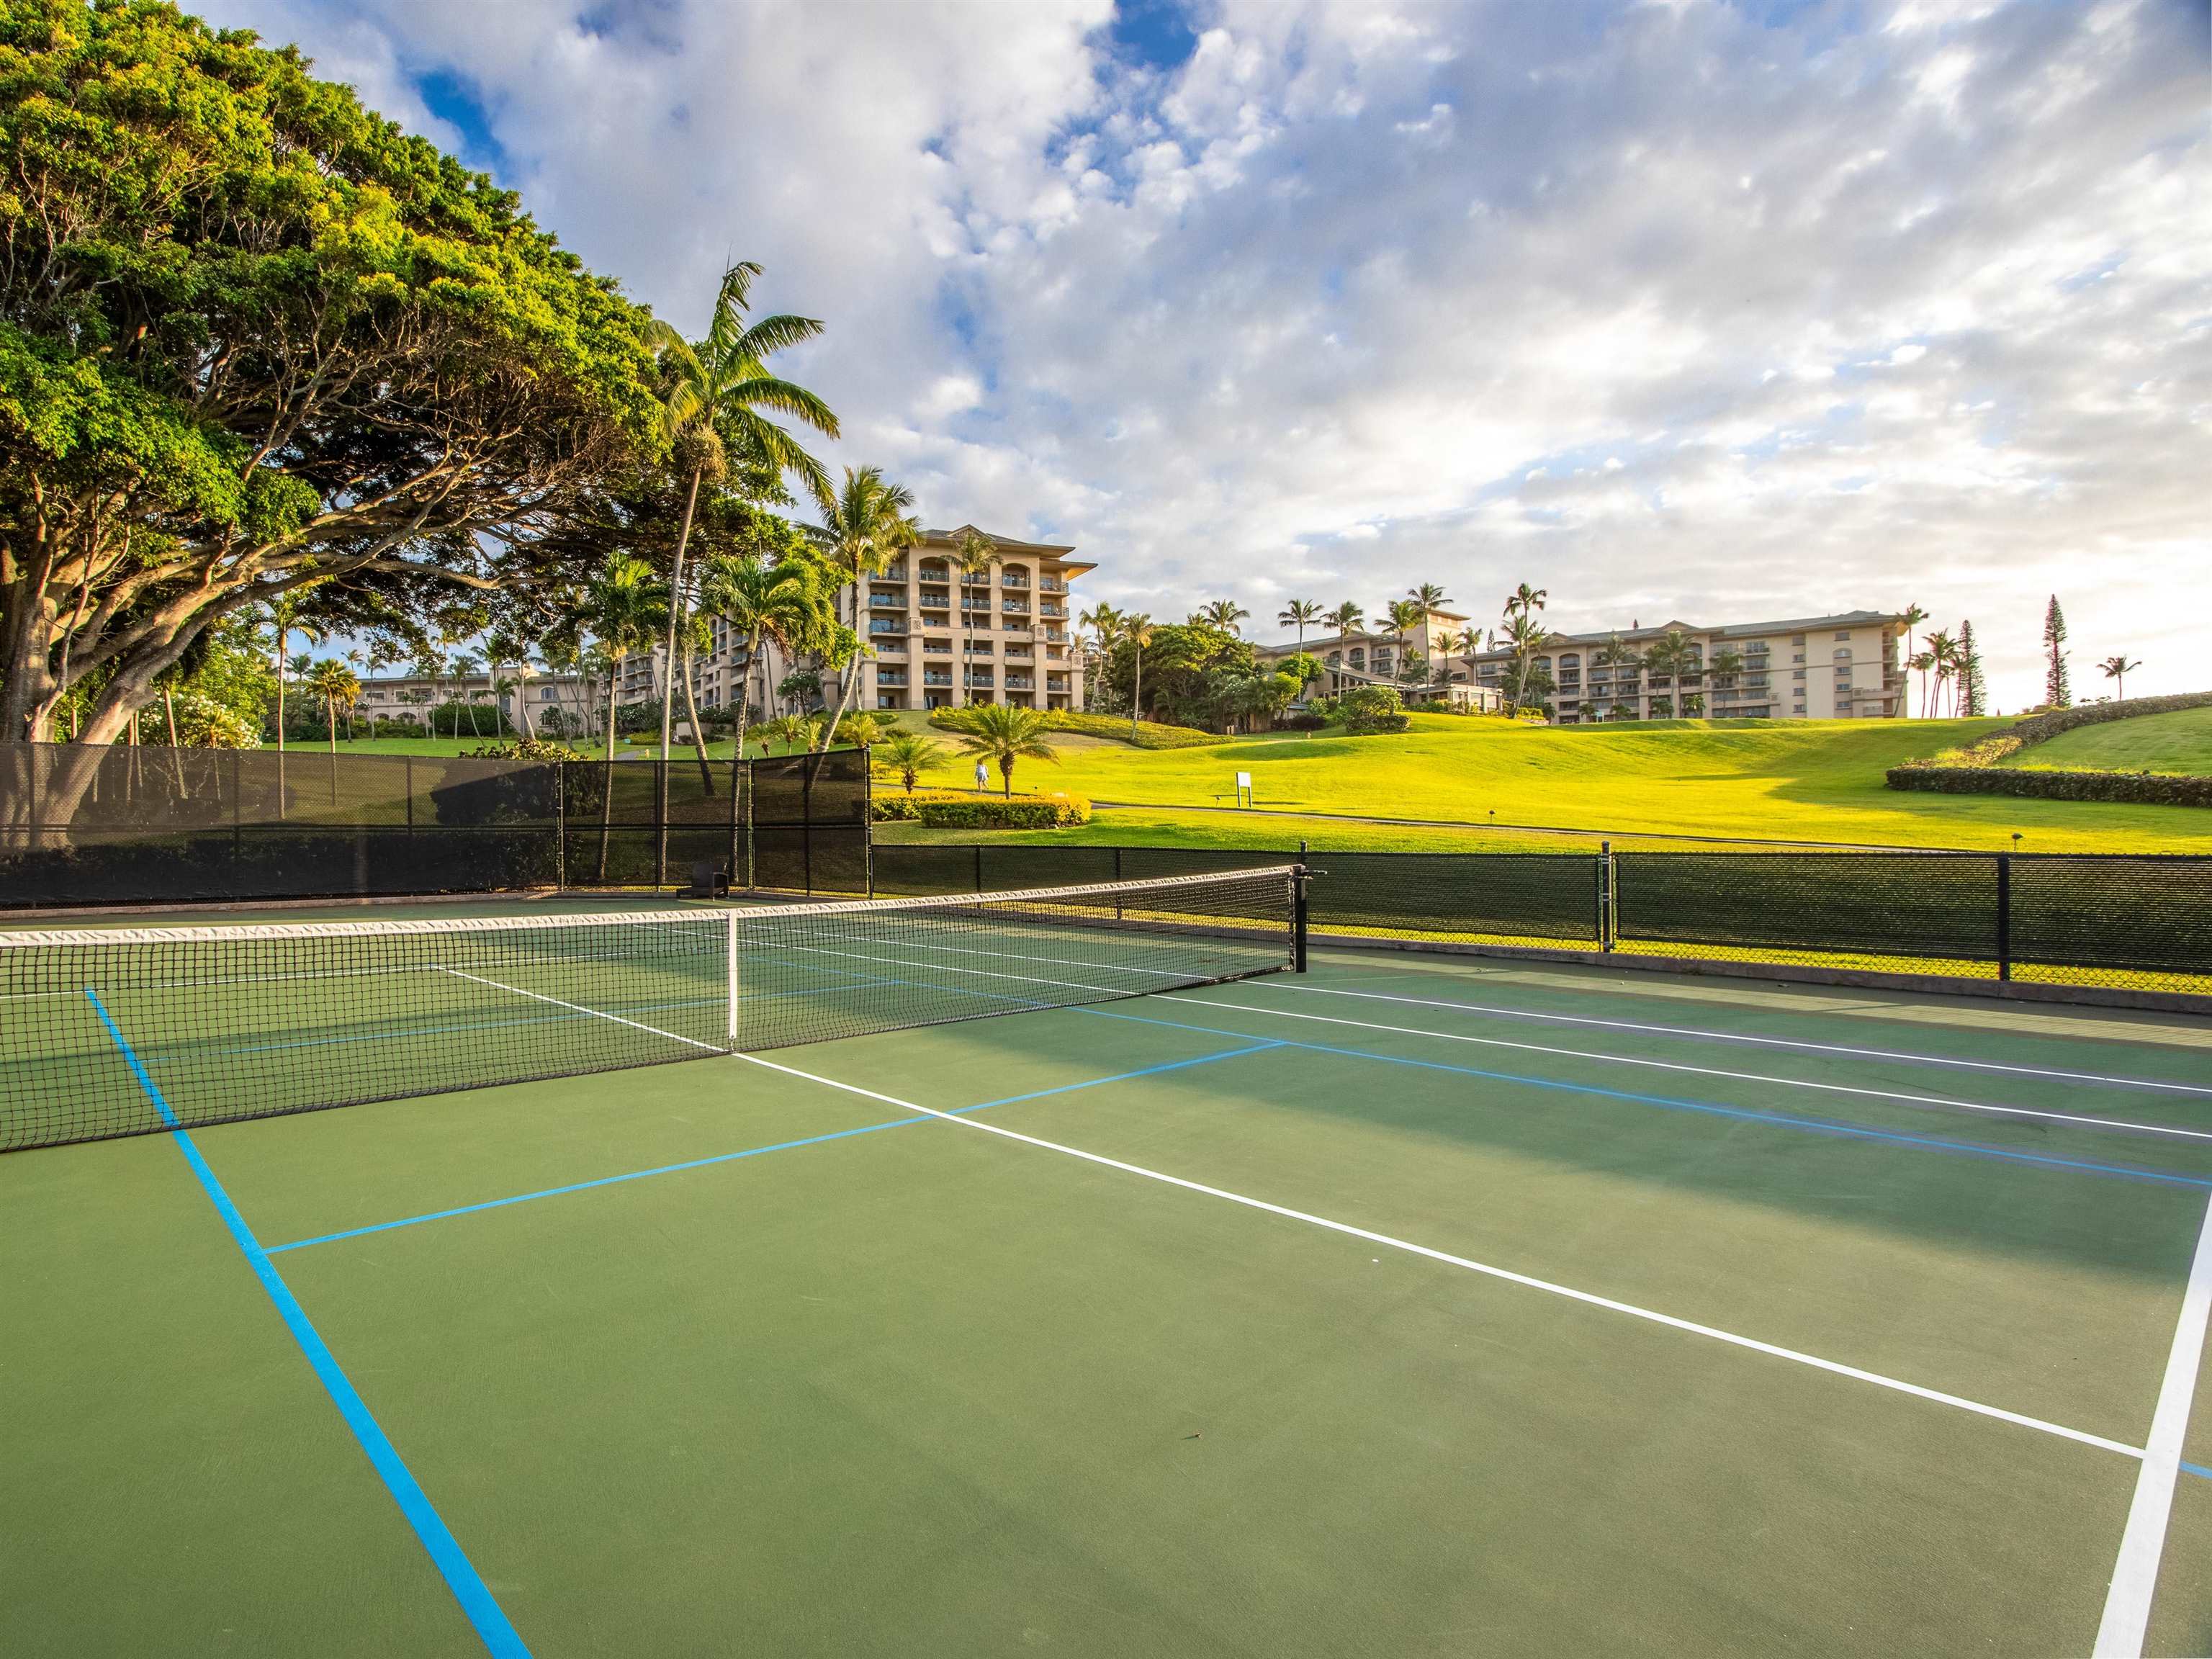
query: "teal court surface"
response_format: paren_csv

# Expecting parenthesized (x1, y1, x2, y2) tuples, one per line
(4, 885, 2211, 1657)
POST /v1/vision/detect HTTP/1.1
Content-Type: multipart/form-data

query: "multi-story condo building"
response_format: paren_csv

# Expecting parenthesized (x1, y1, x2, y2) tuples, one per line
(616, 524, 1094, 719)
(1252, 607, 1501, 711)
(355, 671, 594, 734)
(1462, 609, 1910, 723)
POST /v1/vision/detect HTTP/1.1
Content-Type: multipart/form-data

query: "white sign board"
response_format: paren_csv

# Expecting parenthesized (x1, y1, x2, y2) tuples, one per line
(1236, 772, 1252, 789)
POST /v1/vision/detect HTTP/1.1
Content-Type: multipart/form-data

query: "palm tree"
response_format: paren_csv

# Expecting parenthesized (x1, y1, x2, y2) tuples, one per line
(448, 652, 486, 738)
(577, 556, 667, 879)
(1593, 634, 1637, 719)
(1383, 599, 1425, 686)
(830, 711, 884, 751)
(1278, 600, 1324, 650)
(1407, 583, 1451, 616)
(1506, 583, 1548, 624)
(875, 731, 944, 794)
(764, 713, 811, 754)
(1897, 604, 1928, 714)
(955, 529, 998, 708)
(643, 262, 838, 765)
(305, 658, 359, 751)
(954, 703, 1059, 796)
(1197, 599, 1249, 634)
(484, 627, 536, 740)
(817, 464, 921, 747)
(697, 552, 832, 763)
(1908, 650, 1936, 719)
(1925, 629, 1959, 718)
(2100, 655, 2141, 700)
(265, 591, 324, 752)
(1122, 612, 1156, 735)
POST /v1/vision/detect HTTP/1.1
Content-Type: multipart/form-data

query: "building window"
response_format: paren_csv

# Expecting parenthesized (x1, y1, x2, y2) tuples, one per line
(1833, 647, 1851, 660)
(1834, 631, 1850, 641)
(1791, 634, 1806, 644)
(1793, 669, 1806, 680)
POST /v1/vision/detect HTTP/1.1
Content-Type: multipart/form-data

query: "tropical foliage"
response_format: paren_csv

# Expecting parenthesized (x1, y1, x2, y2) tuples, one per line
(950, 702, 1060, 796)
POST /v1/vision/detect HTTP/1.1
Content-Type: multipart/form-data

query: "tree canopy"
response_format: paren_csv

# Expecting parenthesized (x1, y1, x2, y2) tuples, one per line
(0, 0, 665, 758)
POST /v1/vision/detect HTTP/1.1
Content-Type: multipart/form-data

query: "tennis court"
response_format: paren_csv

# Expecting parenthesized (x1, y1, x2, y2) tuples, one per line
(4, 873, 2211, 1657)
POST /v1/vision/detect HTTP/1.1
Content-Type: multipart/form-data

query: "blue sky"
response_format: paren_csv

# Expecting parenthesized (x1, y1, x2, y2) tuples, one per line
(197, 0, 2209, 709)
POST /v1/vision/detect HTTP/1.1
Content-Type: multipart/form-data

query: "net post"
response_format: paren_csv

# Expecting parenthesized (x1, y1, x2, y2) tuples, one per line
(726, 907, 741, 1043)
(974, 843, 984, 893)
(861, 745, 875, 898)
(1995, 853, 2012, 981)
(555, 760, 567, 891)
(655, 759, 670, 893)
(1292, 853, 1310, 974)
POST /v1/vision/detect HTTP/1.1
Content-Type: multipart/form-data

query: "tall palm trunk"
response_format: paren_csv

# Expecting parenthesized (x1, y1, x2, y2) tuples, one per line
(678, 635, 715, 794)
(598, 657, 621, 881)
(660, 466, 703, 765)
(818, 554, 865, 753)
(1130, 649, 1142, 738)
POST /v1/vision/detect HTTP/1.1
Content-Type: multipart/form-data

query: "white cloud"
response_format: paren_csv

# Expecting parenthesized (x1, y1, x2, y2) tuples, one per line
(198, 0, 2211, 712)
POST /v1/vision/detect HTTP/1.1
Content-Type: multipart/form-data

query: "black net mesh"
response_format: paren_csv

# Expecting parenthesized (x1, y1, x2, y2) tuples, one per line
(0, 742, 867, 908)
(0, 867, 1298, 1152)
(1612, 852, 2002, 963)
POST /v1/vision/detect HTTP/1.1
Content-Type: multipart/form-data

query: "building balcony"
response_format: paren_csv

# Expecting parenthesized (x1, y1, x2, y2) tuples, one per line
(922, 642, 952, 655)
(1000, 574, 1030, 590)
(922, 673, 953, 688)
(1036, 603, 1064, 619)
(1006, 676, 1035, 691)
(869, 595, 904, 609)
(867, 620, 907, 636)
(964, 674, 994, 689)
(1040, 576, 1066, 592)
(1043, 628, 1066, 643)
(1002, 602, 1031, 616)
(875, 673, 909, 688)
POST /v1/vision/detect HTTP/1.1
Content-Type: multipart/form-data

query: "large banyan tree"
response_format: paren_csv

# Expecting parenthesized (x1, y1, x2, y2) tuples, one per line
(0, 0, 662, 805)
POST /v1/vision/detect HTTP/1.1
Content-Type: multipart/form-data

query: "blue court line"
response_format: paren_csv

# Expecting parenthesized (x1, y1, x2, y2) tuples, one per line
(2188, 1461, 2212, 1481)
(265, 1040, 1286, 1254)
(1074, 1004, 2212, 1193)
(84, 991, 529, 1659)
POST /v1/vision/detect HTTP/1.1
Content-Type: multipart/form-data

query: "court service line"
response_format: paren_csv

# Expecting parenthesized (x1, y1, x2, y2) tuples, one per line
(1166, 997, 2212, 1145)
(1075, 1007, 2212, 1192)
(83, 992, 530, 1659)
(2092, 1195, 2212, 1657)
(731, 1048, 2146, 1463)
(1269, 982, 2212, 1098)
(264, 1040, 1282, 1254)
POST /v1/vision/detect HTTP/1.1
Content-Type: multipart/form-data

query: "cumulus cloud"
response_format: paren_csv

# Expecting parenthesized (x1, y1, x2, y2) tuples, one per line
(199, 0, 2209, 708)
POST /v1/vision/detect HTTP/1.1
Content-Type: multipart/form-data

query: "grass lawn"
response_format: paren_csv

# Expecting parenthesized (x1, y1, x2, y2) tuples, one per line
(313, 712, 2210, 853)
(884, 714, 2211, 853)
(1997, 704, 2212, 775)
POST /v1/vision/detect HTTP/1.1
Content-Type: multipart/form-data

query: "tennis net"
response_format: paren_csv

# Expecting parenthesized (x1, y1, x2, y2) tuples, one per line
(0, 866, 1302, 1152)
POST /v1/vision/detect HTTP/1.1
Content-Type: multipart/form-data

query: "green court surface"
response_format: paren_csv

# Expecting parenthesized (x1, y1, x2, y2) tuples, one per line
(4, 933, 2211, 1656)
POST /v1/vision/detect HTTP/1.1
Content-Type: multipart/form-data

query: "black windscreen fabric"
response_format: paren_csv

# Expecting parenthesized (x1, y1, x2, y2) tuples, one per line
(1613, 852, 2001, 961)
(2009, 856, 2212, 974)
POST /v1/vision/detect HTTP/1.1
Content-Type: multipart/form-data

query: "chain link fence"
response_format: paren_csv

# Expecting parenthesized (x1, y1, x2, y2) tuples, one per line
(0, 741, 870, 908)
(871, 840, 2211, 1004)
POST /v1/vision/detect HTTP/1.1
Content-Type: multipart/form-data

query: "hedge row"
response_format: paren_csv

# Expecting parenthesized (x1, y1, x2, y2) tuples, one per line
(927, 707, 1223, 750)
(1886, 765, 2212, 806)
(873, 789, 1092, 828)
(1885, 688, 2212, 806)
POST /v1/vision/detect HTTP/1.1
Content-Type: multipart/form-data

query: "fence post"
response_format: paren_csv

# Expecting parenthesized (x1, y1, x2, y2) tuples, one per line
(1995, 853, 2012, 981)
(860, 749, 875, 898)
(801, 760, 814, 895)
(27, 742, 43, 853)
(555, 761, 567, 891)
(655, 760, 670, 892)
(1597, 840, 1613, 950)
(739, 760, 756, 898)
(974, 842, 984, 894)
(1292, 857, 1310, 974)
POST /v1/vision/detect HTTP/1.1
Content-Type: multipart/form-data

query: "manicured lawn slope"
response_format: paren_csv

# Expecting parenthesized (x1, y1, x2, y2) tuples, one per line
(1996, 705, 2212, 775)
(891, 714, 2210, 852)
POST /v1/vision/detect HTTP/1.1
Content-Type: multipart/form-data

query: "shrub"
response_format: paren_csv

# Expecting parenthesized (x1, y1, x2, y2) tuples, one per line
(1278, 712, 1330, 732)
(1886, 688, 2212, 806)
(1339, 684, 1402, 720)
(467, 739, 590, 763)
(873, 788, 1090, 827)
(1886, 765, 2212, 806)
(1345, 711, 1411, 735)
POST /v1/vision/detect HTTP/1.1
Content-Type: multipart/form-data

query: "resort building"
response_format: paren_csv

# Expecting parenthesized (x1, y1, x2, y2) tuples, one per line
(1462, 609, 1911, 723)
(1252, 608, 1503, 711)
(618, 525, 1093, 718)
(354, 670, 593, 734)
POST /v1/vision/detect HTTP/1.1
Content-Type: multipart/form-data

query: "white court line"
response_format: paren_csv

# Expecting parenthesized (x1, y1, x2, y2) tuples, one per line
(426, 961, 2150, 1467)
(2093, 1195, 2212, 1656)
(1272, 982, 2212, 1098)
(1165, 996, 2212, 1145)
(731, 1048, 2144, 1462)
(435, 967, 727, 1054)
